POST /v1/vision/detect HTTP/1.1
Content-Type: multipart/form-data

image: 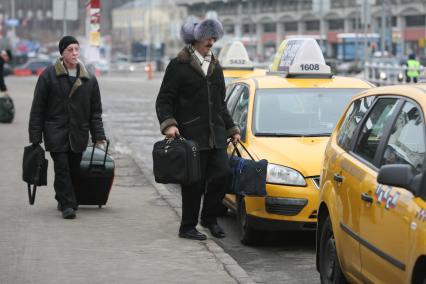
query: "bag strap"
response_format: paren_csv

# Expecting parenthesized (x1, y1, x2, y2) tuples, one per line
(27, 183, 37, 205)
(228, 140, 255, 160)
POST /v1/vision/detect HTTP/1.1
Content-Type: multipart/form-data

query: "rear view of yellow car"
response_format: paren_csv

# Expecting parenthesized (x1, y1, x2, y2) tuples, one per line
(317, 84, 426, 283)
(218, 40, 266, 85)
(223, 38, 373, 245)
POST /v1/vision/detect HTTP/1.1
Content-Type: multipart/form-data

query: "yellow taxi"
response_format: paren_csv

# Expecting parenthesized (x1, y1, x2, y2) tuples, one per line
(316, 84, 426, 283)
(218, 40, 266, 85)
(223, 38, 374, 245)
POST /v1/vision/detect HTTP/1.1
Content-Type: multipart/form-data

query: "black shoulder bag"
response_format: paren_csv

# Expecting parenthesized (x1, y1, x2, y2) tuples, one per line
(152, 135, 201, 185)
(22, 144, 48, 205)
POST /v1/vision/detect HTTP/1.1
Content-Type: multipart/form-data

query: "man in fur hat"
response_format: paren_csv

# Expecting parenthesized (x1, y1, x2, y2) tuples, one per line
(29, 36, 106, 219)
(156, 18, 240, 240)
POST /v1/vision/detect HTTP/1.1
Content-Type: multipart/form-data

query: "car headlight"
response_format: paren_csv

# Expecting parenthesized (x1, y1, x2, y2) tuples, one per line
(129, 65, 135, 71)
(266, 164, 306, 186)
(379, 71, 387, 80)
(397, 72, 404, 82)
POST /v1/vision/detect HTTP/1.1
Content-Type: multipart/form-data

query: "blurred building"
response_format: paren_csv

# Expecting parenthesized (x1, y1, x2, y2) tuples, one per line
(111, 0, 185, 60)
(0, 0, 87, 46)
(176, 0, 426, 61)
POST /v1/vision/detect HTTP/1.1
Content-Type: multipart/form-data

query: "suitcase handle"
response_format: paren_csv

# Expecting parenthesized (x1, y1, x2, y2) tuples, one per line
(165, 135, 185, 144)
(89, 139, 110, 169)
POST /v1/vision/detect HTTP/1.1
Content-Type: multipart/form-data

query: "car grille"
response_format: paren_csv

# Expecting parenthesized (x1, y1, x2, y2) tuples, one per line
(265, 198, 308, 216)
(311, 176, 320, 189)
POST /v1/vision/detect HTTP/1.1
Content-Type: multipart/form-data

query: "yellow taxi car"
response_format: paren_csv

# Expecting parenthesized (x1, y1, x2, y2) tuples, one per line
(223, 38, 374, 245)
(317, 84, 426, 283)
(218, 40, 266, 85)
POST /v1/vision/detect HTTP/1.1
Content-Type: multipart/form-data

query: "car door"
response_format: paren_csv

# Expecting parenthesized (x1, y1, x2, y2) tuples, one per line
(331, 95, 376, 279)
(358, 100, 425, 283)
(224, 84, 250, 205)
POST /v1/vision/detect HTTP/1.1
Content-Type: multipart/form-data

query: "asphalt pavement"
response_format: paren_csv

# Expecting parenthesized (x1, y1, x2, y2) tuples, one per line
(0, 75, 252, 284)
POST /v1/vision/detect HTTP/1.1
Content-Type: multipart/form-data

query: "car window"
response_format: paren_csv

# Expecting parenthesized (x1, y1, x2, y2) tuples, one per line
(226, 84, 244, 114)
(337, 96, 375, 150)
(353, 98, 399, 164)
(232, 87, 249, 140)
(253, 88, 365, 136)
(381, 101, 425, 174)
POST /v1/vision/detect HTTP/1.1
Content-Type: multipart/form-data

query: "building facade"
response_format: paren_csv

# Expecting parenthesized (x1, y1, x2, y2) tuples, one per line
(111, 0, 185, 59)
(177, 0, 426, 61)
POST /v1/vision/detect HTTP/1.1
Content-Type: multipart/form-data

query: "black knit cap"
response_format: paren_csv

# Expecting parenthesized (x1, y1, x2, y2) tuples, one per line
(58, 35, 79, 55)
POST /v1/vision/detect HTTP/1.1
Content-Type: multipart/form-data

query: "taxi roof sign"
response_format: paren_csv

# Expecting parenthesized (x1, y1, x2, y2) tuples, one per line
(218, 41, 254, 70)
(270, 38, 331, 77)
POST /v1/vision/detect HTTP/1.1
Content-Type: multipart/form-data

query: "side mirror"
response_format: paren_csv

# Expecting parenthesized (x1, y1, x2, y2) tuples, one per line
(377, 164, 414, 190)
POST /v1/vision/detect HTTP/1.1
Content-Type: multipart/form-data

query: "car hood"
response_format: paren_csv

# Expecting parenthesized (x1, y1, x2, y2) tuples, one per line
(248, 137, 329, 177)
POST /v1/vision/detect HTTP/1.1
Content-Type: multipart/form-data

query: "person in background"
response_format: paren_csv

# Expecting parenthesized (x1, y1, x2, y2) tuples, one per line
(0, 49, 12, 96)
(406, 53, 421, 83)
(28, 36, 106, 219)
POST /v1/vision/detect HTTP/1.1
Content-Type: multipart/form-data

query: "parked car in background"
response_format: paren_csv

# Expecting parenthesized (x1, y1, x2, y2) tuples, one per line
(367, 57, 404, 83)
(14, 59, 52, 76)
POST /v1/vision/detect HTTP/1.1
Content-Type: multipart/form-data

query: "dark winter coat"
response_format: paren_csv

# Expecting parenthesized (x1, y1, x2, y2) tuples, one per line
(29, 59, 106, 153)
(0, 58, 7, 92)
(156, 46, 239, 150)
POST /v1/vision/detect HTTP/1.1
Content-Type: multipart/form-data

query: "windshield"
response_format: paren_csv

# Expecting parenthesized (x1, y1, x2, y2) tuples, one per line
(253, 88, 365, 136)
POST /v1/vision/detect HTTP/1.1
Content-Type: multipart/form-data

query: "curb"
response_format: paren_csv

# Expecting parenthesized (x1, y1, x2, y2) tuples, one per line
(110, 139, 255, 284)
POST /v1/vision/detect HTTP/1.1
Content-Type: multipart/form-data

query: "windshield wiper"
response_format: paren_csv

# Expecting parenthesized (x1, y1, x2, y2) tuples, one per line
(255, 133, 302, 137)
(300, 133, 332, 137)
(255, 132, 331, 137)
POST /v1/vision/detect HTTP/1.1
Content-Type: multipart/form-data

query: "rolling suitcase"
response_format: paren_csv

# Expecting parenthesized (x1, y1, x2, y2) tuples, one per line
(0, 95, 15, 123)
(74, 141, 115, 208)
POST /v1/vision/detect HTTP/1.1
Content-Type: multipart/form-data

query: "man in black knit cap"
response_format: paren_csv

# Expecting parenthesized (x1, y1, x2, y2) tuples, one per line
(29, 36, 106, 219)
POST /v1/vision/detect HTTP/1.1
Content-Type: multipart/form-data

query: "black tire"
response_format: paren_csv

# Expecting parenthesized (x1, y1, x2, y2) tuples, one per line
(98, 205, 102, 208)
(237, 196, 262, 246)
(319, 216, 348, 284)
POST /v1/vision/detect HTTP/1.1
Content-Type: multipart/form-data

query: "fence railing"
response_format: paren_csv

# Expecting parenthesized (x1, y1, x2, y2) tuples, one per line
(364, 62, 425, 86)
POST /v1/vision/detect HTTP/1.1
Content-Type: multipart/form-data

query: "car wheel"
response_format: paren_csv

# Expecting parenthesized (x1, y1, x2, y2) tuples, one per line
(319, 216, 348, 284)
(237, 196, 261, 246)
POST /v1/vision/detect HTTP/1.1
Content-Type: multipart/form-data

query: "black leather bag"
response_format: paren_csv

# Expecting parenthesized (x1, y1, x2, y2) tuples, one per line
(0, 95, 15, 123)
(152, 136, 201, 185)
(22, 144, 48, 205)
(228, 142, 267, 196)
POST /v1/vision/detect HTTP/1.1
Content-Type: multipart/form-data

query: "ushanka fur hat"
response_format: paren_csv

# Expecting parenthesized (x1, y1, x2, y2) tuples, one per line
(180, 18, 224, 44)
(194, 19, 224, 42)
(180, 20, 198, 44)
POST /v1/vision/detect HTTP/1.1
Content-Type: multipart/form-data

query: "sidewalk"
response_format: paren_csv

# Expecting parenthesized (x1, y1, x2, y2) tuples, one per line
(0, 77, 249, 284)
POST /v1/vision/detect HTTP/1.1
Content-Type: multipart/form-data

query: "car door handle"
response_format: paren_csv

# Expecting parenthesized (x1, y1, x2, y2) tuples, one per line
(361, 193, 374, 203)
(333, 174, 343, 183)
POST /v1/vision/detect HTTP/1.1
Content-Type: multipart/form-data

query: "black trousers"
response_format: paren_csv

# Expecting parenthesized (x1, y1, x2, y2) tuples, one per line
(180, 148, 231, 232)
(50, 151, 82, 209)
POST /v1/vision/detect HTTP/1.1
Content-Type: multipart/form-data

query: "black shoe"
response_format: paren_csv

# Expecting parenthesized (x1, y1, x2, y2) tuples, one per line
(57, 203, 78, 211)
(62, 208, 76, 219)
(201, 222, 225, 238)
(179, 228, 207, 240)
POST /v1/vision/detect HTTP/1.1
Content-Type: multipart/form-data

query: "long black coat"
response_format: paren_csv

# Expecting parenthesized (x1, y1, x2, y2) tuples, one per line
(0, 58, 7, 92)
(29, 59, 106, 153)
(156, 46, 239, 150)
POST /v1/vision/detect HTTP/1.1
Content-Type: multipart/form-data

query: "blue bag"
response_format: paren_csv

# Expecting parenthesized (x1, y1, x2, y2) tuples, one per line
(229, 142, 267, 196)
